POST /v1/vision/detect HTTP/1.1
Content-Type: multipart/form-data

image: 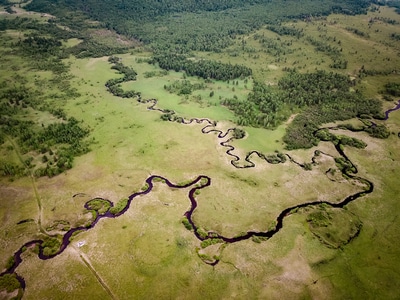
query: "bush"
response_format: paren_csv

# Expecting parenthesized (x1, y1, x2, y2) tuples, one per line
(232, 128, 246, 139)
(181, 217, 193, 231)
(109, 198, 129, 215)
(5, 256, 15, 270)
(365, 124, 390, 139)
(0, 273, 21, 293)
(196, 227, 208, 239)
(86, 198, 111, 214)
(42, 236, 62, 257)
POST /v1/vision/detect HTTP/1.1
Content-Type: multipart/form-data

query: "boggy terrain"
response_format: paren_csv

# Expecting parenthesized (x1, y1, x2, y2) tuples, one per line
(1, 1, 400, 299)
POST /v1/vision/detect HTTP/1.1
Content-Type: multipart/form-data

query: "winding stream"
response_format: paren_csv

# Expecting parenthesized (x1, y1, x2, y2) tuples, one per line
(1, 99, 399, 297)
(384, 99, 400, 120)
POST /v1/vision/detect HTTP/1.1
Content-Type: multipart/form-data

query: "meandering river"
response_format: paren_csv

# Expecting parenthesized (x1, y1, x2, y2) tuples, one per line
(1, 99, 399, 297)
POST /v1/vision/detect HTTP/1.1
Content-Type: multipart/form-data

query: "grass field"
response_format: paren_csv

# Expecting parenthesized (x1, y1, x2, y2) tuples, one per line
(1, 3, 400, 299)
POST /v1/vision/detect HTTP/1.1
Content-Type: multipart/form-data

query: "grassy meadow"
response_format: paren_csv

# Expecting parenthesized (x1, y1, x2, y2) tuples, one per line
(1, 3, 400, 299)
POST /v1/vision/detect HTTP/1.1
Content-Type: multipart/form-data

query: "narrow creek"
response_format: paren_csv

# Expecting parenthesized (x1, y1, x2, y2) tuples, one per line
(1, 99, 399, 296)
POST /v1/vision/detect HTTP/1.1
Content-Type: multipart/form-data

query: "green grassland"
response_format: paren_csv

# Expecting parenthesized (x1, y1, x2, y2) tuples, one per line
(201, 5, 400, 84)
(1, 2, 400, 300)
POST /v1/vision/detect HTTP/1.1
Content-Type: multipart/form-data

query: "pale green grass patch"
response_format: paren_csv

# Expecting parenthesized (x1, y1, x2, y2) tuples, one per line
(17, 247, 111, 299)
(0, 177, 39, 270)
(63, 38, 82, 48)
(232, 124, 286, 153)
(193, 152, 362, 238)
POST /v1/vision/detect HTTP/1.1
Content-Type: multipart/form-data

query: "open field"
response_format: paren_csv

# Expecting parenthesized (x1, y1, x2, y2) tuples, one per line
(1, 3, 400, 299)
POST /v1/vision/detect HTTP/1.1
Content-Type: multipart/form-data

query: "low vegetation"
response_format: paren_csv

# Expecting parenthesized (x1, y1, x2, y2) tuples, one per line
(0, 273, 21, 293)
(109, 198, 129, 215)
(1, 0, 400, 299)
(306, 206, 362, 249)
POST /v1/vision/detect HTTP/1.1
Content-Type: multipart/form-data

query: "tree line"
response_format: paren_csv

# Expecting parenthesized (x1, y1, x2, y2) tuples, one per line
(151, 53, 252, 81)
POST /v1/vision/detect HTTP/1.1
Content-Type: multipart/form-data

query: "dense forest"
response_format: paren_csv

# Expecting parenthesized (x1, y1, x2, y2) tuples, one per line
(25, 0, 373, 22)
(25, 0, 373, 52)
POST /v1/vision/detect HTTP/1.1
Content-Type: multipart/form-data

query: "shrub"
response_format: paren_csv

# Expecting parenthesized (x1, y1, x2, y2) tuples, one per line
(0, 273, 21, 293)
(109, 198, 129, 215)
(200, 238, 223, 249)
(181, 217, 193, 230)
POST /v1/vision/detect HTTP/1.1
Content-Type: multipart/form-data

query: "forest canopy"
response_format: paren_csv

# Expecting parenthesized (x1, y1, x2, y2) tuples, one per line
(25, 0, 373, 52)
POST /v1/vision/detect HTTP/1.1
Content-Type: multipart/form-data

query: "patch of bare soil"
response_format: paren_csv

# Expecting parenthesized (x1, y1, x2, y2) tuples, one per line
(285, 113, 298, 125)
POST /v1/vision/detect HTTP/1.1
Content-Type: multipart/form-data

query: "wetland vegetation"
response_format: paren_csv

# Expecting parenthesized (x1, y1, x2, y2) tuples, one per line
(1, 0, 400, 299)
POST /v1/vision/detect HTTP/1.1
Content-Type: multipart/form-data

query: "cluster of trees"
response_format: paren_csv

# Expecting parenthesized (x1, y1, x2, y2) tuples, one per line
(69, 39, 129, 58)
(305, 36, 341, 55)
(303, 34, 350, 69)
(1, 116, 89, 155)
(232, 128, 246, 139)
(266, 25, 304, 38)
(372, 16, 399, 25)
(109, 198, 129, 215)
(283, 96, 384, 149)
(0, 9, 131, 58)
(0, 13, 97, 178)
(27, 0, 373, 23)
(181, 217, 193, 231)
(345, 26, 369, 38)
(19, 35, 62, 57)
(330, 59, 348, 69)
(86, 198, 111, 215)
(0, 110, 90, 177)
(384, 82, 400, 96)
(222, 82, 284, 128)
(220, 69, 385, 149)
(1, 85, 37, 108)
(151, 53, 252, 81)
(262, 152, 287, 164)
(0, 161, 26, 177)
(105, 57, 140, 98)
(0, 273, 21, 294)
(256, 35, 294, 57)
(15, 34, 71, 74)
(0, 17, 75, 40)
(278, 70, 353, 107)
(364, 124, 390, 139)
(385, 0, 400, 14)
(41, 236, 62, 257)
(164, 80, 206, 95)
(40, 118, 89, 146)
(358, 66, 396, 77)
(315, 129, 367, 148)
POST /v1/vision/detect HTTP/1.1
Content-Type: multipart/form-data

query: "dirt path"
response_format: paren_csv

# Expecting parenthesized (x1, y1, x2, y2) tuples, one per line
(5, 135, 46, 234)
(73, 246, 117, 300)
